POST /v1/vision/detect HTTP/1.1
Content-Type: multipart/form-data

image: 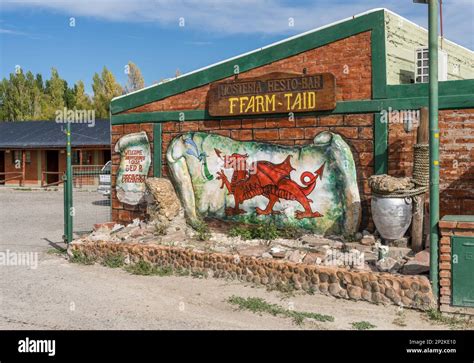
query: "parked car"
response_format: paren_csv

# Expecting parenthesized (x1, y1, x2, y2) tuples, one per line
(97, 161, 111, 197)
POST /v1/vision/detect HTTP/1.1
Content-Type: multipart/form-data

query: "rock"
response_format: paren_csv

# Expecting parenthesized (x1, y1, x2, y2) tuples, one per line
(402, 250, 430, 275)
(89, 233, 111, 242)
(387, 247, 412, 260)
(362, 230, 371, 237)
(237, 245, 268, 257)
(303, 252, 326, 265)
(111, 224, 125, 233)
(368, 174, 414, 193)
(344, 242, 373, 253)
(328, 283, 341, 296)
(270, 247, 286, 259)
(261, 252, 272, 259)
(352, 262, 371, 271)
(387, 237, 408, 248)
(146, 178, 181, 224)
(93, 222, 116, 231)
(354, 232, 363, 241)
(376, 257, 402, 273)
(300, 235, 331, 247)
(360, 235, 375, 246)
(348, 286, 362, 300)
(129, 227, 144, 238)
(362, 251, 377, 264)
(287, 250, 305, 263)
(127, 218, 140, 228)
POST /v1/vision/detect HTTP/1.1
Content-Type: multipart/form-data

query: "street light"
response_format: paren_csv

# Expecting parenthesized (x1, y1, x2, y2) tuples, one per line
(413, 0, 439, 300)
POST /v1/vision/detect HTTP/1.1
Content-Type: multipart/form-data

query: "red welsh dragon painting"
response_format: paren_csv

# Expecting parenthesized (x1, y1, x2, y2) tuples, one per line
(214, 149, 325, 219)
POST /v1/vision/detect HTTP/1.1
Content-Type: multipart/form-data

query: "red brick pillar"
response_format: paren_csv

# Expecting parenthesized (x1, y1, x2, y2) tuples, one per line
(438, 218, 474, 316)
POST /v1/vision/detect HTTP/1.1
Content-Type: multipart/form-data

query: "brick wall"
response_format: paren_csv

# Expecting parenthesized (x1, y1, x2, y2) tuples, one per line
(111, 31, 375, 226)
(388, 109, 474, 217)
(4, 150, 41, 186)
(125, 32, 372, 114)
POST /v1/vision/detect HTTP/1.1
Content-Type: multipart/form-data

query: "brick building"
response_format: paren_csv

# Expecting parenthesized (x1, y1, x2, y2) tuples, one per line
(109, 8, 473, 228)
(0, 120, 111, 186)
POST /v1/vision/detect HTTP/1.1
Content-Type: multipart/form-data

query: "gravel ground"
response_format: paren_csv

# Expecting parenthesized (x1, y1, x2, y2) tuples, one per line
(0, 188, 466, 330)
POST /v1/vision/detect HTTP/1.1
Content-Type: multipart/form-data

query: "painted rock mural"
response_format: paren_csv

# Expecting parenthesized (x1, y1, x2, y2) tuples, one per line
(166, 131, 361, 235)
(115, 131, 151, 205)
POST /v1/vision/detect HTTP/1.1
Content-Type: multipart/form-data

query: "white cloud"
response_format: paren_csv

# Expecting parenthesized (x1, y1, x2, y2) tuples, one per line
(0, 27, 28, 35)
(2, 0, 473, 48)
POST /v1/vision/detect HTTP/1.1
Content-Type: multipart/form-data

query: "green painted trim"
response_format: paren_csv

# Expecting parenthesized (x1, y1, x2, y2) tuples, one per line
(111, 10, 385, 114)
(371, 10, 387, 99)
(387, 79, 474, 99)
(153, 123, 162, 177)
(373, 113, 388, 175)
(441, 215, 474, 222)
(111, 94, 474, 125)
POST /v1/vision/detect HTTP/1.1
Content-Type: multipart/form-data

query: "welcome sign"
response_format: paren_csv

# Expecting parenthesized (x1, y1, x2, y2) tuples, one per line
(208, 72, 336, 116)
(115, 131, 151, 205)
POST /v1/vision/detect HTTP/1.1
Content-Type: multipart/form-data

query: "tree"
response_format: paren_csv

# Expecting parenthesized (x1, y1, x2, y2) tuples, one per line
(35, 73, 44, 92)
(92, 66, 123, 118)
(0, 70, 30, 121)
(41, 68, 65, 119)
(73, 80, 92, 110)
(124, 61, 145, 94)
(25, 71, 42, 119)
(63, 80, 76, 109)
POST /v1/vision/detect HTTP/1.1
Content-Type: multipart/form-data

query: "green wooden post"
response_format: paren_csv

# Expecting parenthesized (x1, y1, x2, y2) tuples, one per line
(66, 121, 73, 243)
(373, 113, 388, 175)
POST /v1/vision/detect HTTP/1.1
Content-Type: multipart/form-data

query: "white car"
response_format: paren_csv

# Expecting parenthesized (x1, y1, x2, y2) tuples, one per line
(97, 161, 111, 197)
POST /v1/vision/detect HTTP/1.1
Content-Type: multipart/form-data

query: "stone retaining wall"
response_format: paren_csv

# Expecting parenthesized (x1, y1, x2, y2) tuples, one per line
(69, 241, 435, 311)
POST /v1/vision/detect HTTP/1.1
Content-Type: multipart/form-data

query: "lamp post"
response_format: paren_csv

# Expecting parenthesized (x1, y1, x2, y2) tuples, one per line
(413, 0, 439, 299)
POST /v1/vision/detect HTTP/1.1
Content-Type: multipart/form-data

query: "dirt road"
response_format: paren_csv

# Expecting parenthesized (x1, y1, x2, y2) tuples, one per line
(0, 188, 465, 330)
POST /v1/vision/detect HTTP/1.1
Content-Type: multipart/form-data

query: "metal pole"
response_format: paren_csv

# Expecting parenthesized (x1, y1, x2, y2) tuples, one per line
(428, 0, 439, 299)
(63, 172, 67, 242)
(66, 121, 73, 243)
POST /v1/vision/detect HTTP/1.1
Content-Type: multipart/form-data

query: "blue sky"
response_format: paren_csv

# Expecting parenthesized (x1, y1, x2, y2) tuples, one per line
(1, 0, 472, 94)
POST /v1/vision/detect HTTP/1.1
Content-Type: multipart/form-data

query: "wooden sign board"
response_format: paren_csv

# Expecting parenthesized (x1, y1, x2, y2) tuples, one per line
(208, 72, 336, 117)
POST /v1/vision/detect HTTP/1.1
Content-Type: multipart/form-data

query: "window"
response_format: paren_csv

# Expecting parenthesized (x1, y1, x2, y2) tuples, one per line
(72, 150, 80, 165)
(415, 48, 429, 83)
(415, 47, 448, 83)
(25, 151, 31, 163)
(12, 151, 21, 165)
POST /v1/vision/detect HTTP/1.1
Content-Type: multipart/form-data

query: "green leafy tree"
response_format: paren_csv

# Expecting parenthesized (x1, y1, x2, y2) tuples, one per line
(25, 71, 42, 119)
(125, 61, 145, 94)
(41, 68, 65, 119)
(0, 69, 30, 121)
(35, 73, 44, 92)
(92, 66, 123, 118)
(73, 80, 92, 110)
(63, 80, 76, 109)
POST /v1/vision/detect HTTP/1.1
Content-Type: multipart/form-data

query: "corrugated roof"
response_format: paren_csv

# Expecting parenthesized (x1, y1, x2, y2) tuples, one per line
(0, 120, 110, 149)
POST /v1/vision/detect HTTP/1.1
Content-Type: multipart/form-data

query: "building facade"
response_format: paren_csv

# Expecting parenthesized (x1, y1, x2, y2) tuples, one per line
(0, 120, 111, 186)
(109, 9, 473, 228)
